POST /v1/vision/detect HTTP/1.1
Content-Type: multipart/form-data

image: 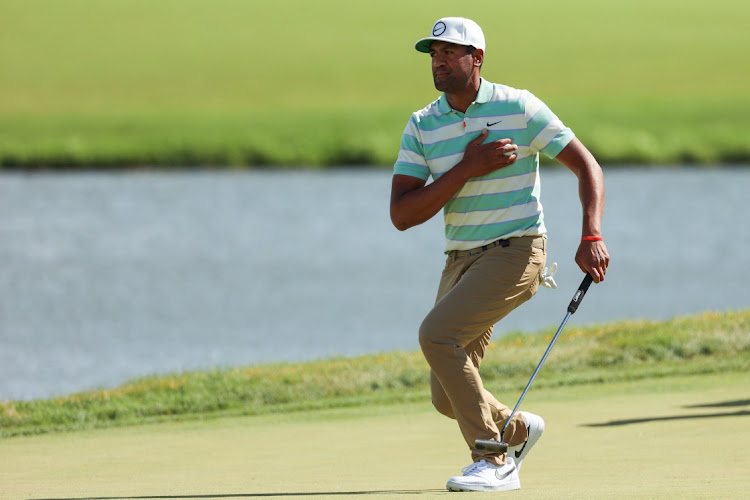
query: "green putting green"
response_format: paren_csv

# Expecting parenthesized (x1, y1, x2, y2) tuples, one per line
(3, 370, 748, 499)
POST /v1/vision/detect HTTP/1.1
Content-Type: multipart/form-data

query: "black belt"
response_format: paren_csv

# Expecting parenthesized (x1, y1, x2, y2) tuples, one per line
(449, 236, 543, 258)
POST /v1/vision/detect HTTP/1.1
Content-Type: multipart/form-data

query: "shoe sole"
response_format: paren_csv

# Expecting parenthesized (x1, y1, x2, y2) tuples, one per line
(446, 479, 521, 492)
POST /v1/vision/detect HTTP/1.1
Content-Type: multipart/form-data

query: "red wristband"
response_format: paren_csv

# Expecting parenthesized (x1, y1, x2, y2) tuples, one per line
(581, 236, 603, 242)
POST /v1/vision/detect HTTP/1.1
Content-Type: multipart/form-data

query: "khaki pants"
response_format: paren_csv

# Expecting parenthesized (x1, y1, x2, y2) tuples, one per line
(419, 236, 546, 466)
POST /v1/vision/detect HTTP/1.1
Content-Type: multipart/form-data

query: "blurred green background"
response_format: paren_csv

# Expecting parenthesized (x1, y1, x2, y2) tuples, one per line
(1, 0, 747, 167)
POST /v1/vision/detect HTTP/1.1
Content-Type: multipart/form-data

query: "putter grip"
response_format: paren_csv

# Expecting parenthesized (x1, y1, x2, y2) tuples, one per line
(567, 273, 594, 314)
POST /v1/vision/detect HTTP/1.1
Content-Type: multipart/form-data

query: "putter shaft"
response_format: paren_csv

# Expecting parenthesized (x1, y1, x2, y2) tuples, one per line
(475, 273, 594, 451)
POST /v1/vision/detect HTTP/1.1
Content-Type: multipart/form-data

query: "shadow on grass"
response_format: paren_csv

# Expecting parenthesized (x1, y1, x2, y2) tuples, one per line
(31, 490, 447, 500)
(583, 399, 750, 427)
(683, 399, 750, 409)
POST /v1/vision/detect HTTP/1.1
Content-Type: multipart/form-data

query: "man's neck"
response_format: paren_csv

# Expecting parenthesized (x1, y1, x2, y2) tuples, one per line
(445, 77, 481, 113)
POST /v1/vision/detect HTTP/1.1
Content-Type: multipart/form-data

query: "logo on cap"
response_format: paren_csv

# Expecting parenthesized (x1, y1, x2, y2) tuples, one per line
(432, 21, 446, 36)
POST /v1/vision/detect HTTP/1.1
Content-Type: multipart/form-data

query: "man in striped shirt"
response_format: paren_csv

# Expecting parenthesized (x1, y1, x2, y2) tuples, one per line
(390, 17, 610, 492)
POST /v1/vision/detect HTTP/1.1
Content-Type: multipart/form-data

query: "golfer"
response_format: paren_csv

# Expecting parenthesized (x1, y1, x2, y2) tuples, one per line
(390, 17, 610, 492)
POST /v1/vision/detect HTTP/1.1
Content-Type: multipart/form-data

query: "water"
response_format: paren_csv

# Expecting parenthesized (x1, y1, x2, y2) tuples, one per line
(1, 167, 748, 401)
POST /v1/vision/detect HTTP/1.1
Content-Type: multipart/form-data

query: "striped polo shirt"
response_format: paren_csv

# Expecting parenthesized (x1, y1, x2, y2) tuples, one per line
(394, 78, 574, 253)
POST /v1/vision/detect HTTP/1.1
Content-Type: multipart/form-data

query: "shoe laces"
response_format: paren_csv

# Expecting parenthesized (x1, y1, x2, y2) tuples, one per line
(462, 460, 491, 476)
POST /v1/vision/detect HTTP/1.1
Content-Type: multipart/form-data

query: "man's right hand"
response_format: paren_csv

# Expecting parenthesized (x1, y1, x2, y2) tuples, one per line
(390, 132, 518, 231)
(456, 130, 518, 180)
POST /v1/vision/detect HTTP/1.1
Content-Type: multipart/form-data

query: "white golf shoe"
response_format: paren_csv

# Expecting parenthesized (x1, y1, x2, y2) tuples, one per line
(446, 458, 520, 492)
(508, 411, 545, 471)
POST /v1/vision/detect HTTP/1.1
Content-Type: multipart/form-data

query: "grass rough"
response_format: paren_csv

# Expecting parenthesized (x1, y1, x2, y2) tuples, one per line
(1, 310, 747, 438)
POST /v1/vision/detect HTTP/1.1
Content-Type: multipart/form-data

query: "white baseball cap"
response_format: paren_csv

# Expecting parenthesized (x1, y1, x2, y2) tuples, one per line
(415, 17, 486, 53)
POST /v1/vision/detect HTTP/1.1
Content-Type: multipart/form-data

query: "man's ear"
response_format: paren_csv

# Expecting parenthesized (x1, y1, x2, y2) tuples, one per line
(472, 48, 484, 67)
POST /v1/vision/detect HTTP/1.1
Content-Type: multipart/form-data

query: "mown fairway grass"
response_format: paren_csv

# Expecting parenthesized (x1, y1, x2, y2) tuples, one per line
(1, 0, 748, 167)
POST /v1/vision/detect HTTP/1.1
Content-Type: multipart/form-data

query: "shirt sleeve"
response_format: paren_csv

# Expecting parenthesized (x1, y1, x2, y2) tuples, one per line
(393, 115, 431, 181)
(524, 92, 575, 159)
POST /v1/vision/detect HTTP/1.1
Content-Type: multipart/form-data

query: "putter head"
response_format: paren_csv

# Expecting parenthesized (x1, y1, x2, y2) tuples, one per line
(474, 438, 508, 453)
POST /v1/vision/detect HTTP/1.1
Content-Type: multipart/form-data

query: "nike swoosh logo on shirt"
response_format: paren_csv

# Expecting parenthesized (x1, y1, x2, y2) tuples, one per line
(486, 120, 503, 127)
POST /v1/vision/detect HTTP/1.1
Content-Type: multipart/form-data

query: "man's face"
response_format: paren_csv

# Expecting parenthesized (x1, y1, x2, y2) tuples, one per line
(429, 41, 478, 93)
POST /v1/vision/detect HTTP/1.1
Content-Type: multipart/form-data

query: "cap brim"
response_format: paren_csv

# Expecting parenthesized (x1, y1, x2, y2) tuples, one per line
(414, 37, 473, 53)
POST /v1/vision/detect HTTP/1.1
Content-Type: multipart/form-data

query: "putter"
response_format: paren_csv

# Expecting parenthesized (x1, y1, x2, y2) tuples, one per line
(475, 273, 594, 453)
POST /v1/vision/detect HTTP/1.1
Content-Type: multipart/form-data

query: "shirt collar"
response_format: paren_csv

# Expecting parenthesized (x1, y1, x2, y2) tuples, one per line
(475, 77, 493, 103)
(438, 78, 492, 114)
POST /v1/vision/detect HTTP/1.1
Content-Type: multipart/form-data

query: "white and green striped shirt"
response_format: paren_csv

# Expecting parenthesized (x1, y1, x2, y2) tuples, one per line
(394, 78, 574, 252)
